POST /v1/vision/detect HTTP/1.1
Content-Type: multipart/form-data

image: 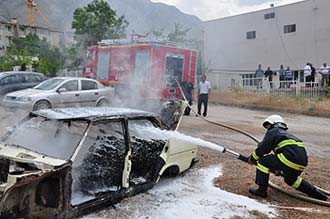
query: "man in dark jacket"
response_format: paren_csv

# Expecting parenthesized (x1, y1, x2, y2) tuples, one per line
(264, 67, 274, 89)
(181, 77, 194, 115)
(248, 115, 327, 200)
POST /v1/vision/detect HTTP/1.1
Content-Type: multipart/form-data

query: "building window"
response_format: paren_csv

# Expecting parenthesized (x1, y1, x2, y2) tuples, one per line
(246, 31, 256, 40)
(5, 25, 12, 31)
(264, 12, 275, 19)
(284, 24, 296, 33)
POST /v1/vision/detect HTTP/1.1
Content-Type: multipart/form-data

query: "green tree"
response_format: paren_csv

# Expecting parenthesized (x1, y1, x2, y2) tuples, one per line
(0, 33, 64, 76)
(72, 0, 129, 47)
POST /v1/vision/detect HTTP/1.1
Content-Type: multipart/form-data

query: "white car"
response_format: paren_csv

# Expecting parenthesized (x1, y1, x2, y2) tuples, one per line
(2, 77, 114, 111)
(0, 107, 198, 218)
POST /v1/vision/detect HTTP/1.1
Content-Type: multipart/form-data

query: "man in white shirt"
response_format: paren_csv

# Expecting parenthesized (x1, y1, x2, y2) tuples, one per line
(319, 63, 329, 87)
(197, 74, 211, 117)
(304, 63, 312, 86)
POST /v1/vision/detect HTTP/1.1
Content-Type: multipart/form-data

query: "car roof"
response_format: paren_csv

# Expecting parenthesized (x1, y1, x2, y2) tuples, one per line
(31, 107, 157, 121)
(50, 77, 96, 80)
(0, 71, 44, 75)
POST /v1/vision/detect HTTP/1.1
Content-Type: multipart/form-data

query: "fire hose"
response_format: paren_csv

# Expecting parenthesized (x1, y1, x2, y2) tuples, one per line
(176, 80, 330, 207)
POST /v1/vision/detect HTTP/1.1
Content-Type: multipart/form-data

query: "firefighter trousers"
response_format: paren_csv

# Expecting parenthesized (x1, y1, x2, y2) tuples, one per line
(255, 154, 318, 197)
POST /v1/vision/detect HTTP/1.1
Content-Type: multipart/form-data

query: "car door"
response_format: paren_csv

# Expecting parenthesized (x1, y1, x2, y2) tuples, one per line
(24, 73, 43, 89)
(127, 118, 166, 185)
(79, 79, 101, 106)
(16, 73, 29, 90)
(51, 79, 80, 107)
(70, 119, 130, 206)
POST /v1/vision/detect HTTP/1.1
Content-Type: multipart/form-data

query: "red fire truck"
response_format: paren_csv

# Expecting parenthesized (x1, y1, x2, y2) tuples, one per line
(83, 37, 198, 100)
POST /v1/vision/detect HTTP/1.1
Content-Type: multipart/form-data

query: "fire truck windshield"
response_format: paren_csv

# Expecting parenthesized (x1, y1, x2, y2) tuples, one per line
(164, 56, 184, 87)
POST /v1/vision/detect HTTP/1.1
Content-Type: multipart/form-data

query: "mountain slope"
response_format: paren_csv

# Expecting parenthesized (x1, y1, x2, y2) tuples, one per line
(0, 0, 202, 37)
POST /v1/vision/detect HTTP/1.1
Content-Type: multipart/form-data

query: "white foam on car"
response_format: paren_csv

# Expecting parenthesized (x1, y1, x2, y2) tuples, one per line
(82, 166, 277, 219)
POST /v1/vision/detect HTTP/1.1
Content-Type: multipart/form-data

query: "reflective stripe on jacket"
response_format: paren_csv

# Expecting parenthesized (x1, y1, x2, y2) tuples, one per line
(251, 127, 308, 170)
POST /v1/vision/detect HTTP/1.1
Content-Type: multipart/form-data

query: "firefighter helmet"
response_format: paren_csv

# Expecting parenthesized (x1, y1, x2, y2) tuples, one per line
(262, 115, 287, 129)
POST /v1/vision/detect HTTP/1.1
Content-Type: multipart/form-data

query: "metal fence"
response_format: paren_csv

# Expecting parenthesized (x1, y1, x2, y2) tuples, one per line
(207, 70, 325, 99)
(57, 69, 83, 77)
(242, 78, 321, 99)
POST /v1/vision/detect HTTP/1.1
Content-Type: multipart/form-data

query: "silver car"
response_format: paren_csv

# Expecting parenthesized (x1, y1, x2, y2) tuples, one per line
(2, 77, 114, 111)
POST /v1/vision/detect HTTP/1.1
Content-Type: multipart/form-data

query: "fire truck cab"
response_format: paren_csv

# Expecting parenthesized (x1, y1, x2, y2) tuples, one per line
(83, 38, 198, 100)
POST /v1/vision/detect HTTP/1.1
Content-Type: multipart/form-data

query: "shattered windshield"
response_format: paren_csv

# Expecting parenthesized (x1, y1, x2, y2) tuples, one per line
(2, 116, 88, 160)
(34, 78, 64, 90)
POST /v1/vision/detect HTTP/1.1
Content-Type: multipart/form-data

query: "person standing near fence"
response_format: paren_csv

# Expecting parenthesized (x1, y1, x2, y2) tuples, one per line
(279, 65, 285, 88)
(310, 64, 316, 87)
(304, 63, 312, 86)
(319, 63, 329, 87)
(255, 64, 264, 89)
(284, 66, 293, 88)
(197, 74, 211, 117)
(265, 67, 274, 89)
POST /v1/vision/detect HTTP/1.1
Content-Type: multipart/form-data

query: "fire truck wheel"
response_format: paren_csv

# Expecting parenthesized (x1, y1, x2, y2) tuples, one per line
(96, 98, 109, 107)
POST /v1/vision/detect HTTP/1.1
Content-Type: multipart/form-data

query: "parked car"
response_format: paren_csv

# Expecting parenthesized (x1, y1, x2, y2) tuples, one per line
(2, 77, 114, 111)
(0, 71, 46, 96)
(0, 107, 198, 219)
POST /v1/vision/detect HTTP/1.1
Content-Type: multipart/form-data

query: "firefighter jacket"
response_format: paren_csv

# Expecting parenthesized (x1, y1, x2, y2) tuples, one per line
(250, 126, 308, 172)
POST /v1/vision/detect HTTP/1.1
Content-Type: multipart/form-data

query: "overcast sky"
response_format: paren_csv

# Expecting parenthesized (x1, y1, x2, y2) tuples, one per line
(150, 0, 304, 21)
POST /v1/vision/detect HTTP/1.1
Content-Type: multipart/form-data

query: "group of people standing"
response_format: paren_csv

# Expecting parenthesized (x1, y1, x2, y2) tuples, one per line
(304, 62, 330, 87)
(255, 64, 293, 89)
(256, 62, 330, 89)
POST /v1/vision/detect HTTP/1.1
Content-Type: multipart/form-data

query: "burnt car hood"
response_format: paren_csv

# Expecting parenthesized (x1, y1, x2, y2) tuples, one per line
(0, 144, 68, 170)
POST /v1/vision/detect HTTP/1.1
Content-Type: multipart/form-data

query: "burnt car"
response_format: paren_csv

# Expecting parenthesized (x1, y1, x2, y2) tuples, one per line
(0, 107, 197, 219)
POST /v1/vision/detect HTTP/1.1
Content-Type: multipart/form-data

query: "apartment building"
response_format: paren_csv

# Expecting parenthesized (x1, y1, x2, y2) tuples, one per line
(0, 18, 65, 55)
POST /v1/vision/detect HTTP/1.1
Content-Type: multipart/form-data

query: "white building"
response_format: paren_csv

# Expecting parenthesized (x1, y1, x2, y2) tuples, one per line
(203, 0, 330, 73)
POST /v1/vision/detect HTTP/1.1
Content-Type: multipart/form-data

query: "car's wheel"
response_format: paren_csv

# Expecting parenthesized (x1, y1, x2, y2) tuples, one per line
(96, 98, 109, 107)
(163, 166, 180, 177)
(33, 100, 51, 111)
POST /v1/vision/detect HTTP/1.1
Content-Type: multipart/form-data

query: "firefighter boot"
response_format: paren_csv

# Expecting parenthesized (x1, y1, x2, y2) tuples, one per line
(297, 180, 328, 201)
(249, 186, 268, 198)
(311, 189, 328, 201)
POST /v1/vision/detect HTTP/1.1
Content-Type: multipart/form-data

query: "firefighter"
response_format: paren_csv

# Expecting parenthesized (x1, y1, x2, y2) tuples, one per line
(248, 115, 327, 200)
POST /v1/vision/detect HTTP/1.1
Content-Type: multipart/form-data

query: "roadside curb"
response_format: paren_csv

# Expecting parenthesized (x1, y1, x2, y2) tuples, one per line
(209, 101, 330, 118)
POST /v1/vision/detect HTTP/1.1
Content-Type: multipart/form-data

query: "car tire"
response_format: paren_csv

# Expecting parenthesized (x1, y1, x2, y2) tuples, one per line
(96, 98, 109, 107)
(163, 166, 180, 177)
(33, 100, 51, 111)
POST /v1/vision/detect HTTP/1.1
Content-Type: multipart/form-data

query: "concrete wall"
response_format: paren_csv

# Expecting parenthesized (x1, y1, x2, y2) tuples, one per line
(203, 0, 330, 72)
